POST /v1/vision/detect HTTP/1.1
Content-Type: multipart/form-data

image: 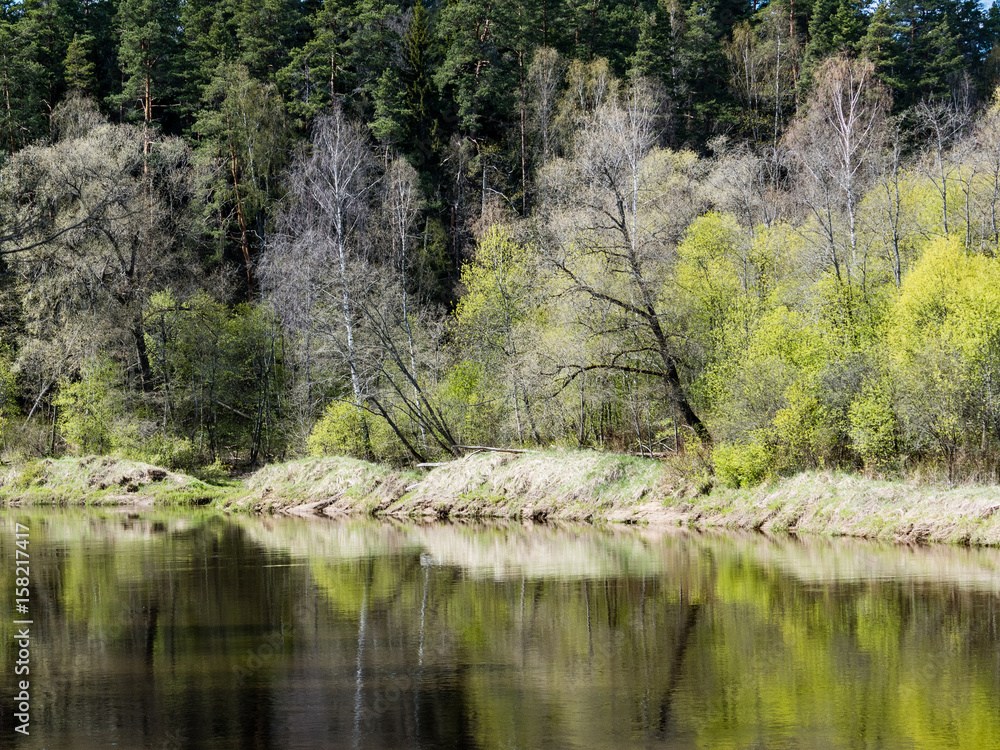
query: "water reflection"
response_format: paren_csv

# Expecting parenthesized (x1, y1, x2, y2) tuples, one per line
(0, 510, 999, 748)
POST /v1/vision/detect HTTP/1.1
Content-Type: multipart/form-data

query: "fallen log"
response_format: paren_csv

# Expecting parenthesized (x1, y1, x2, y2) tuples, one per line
(452, 445, 538, 454)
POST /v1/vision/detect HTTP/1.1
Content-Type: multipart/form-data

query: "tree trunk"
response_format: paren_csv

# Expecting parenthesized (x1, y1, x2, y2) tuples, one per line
(230, 147, 254, 298)
(133, 322, 154, 393)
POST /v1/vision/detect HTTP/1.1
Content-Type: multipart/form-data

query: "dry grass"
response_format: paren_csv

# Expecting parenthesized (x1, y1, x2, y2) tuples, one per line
(9, 450, 1000, 547)
(704, 472, 1000, 545)
(222, 456, 420, 514)
(228, 451, 1000, 546)
(0, 455, 228, 506)
(385, 449, 682, 520)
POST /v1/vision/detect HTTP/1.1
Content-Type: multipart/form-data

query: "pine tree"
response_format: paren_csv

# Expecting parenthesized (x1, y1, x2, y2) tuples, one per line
(278, 0, 354, 122)
(0, 12, 45, 151)
(629, 2, 674, 84)
(178, 0, 237, 119)
(673, 0, 735, 146)
(861, 1, 905, 96)
(890, 0, 967, 105)
(232, 0, 305, 82)
(829, 0, 865, 52)
(193, 63, 289, 297)
(919, 15, 963, 97)
(434, 0, 517, 137)
(17, 0, 77, 126)
(114, 0, 181, 137)
(402, 1, 438, 139)
(370, 66, 410, 146)
(801, 0, 865, 92)
(77, 0, 118, 112)
(64, 32, 96, 93)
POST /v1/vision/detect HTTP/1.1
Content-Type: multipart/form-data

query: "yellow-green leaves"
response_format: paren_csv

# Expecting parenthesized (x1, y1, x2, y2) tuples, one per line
(455, 225, 538, 354)
(886, 237, 1000, 470)
(893, 237, 1000, 361)
(55, 357, 126, 456)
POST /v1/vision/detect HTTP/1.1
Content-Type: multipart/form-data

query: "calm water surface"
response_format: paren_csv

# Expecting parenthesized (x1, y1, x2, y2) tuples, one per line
(2, 509, 1000, 749)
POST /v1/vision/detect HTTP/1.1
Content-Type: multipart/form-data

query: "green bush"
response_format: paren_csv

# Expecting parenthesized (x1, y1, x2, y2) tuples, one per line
(307, 402, 411, 464)
(439, 360, 501, 446)
(120, 433, 201, 471)
(849, 387, 899, 471)
(15, 461, 46, 489)
(308, 401, 368, 457)
(55, 357, 125, 456)
(713, 442, 773, 488)
(192, 459, 231, 484)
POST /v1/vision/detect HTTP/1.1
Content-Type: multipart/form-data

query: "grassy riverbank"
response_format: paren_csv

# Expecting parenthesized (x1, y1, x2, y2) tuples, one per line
(0, 456, 235, 506)
(5, 450, 1000, 546)
(231, 451, 1000, 546)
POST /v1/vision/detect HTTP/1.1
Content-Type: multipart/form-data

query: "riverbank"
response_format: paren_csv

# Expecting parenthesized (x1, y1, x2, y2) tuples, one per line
(0, 456, 234, 506)
(5, 451, 1000, 546)
(231, 451, 1000, 546)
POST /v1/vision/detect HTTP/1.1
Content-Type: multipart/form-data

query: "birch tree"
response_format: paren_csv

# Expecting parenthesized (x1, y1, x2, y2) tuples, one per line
(540, 78, 710, 442)
(263, 108, 376, 451)
(264, 112, 458, 460)
(786, 54, 888, 331)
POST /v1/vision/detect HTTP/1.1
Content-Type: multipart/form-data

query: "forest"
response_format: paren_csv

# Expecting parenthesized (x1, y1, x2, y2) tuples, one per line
(2, 0, 1000, 485)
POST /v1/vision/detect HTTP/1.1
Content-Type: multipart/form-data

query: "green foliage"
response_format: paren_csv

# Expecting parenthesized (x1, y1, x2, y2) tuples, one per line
(113, 0, 181, 123)
(456, 225, 536, 350)
(713, 441, 772, 488)
(888, 237, 1000, 471)
(15, 460, 46, 489)
(0, 349, 19, 447)
(307, 401, 408, 464)
(121, 433, 201, 472)
(849, 383, 899, 471)
(440, 360, 499, 445)
(192, 63, 289, 277)
(231, 0, 305, 82)
(675, 211, 771, 355)
(370, 66, 410, 146)
(861, 2, 906, 93)
(63, 33, 95, 94)
(434, 0, 519, 136)
(308, 401, 368, 458)
(3, 0, 1000, 484)
(145, 292, 287, 465)
(56, 357, 126, 456)
(0, 12, 47, 151)
(892, 237, 1000, 361)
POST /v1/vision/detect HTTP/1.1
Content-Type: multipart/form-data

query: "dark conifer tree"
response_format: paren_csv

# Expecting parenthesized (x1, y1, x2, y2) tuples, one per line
(862, 1, 905, 96)
(64, 32, 97, 93)
(279, 0, 355, 121)
(232, 0, 306, 82)
(114, 0, 182, 137)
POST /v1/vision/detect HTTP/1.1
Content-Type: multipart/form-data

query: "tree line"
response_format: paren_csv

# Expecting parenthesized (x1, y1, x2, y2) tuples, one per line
(2, 0, 1000, 483)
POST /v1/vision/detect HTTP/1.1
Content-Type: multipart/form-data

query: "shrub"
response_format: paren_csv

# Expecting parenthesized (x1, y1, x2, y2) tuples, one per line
(713, 441, 772, 488)
(848, 386, 899, 471)
(307, 402, 412, 464)
(55, 357, 125, 456)
(308, 401, 368, 457)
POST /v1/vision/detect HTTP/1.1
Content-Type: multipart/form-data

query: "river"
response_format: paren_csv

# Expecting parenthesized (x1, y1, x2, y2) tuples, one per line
(1, 508, 999, 748)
